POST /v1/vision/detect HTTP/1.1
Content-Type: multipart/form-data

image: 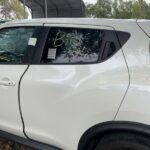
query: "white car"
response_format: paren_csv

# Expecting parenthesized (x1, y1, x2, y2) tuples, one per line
(0, 18, 150, 150)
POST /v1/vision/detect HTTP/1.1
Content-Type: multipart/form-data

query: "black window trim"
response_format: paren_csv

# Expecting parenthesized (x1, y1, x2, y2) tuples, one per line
(31, 27, 50, 64)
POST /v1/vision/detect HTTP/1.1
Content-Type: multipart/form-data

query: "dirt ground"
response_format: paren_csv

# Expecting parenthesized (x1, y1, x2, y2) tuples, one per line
(0, 139, 33, 150)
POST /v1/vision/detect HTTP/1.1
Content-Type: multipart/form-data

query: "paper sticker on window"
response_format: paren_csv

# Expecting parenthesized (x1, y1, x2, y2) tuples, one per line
(28, 38, 37, 46)
(48, 48, 57, 59)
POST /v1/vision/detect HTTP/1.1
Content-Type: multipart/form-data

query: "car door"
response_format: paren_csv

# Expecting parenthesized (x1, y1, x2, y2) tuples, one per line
(20, 24, 130, 150)
(0, 25, 37, 137)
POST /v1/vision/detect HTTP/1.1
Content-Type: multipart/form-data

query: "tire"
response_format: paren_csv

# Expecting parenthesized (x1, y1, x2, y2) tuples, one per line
(95, 132, 150, 150)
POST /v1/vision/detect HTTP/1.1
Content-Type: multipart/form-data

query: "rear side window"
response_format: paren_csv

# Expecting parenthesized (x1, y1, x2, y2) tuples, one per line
(41, 27, 130, 64)
(42, 28, 103, 64)
(0, 27, 34, 64)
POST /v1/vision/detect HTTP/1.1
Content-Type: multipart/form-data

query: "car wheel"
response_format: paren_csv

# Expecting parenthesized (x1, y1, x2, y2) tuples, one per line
(95, 132, 150, 150)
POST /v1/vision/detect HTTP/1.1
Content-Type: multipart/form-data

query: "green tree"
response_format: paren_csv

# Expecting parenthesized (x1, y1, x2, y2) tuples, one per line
(86, 0, 150, 19)
(0, 0, 28, 20)
(86, 3, 96, 17)
(132, 0, 150, 19)
(86, 0, 113, 18)
(112, 0, 133, 19)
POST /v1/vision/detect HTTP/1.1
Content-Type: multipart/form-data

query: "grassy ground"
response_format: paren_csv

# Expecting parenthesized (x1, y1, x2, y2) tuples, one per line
(0, 139, 33, 150)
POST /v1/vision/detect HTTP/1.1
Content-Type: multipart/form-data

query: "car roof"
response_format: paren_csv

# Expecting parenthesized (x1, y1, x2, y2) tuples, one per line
(3, 18, 137, 27)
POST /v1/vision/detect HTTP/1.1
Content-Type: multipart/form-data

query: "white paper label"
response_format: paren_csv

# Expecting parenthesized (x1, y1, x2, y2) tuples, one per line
(48, 48, 57, 59)
(28, 38, 37, 46)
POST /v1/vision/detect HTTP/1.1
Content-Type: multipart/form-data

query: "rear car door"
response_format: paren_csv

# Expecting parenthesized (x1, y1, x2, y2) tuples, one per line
(0, 25, 36, 137)
(20, 24, 130, 150)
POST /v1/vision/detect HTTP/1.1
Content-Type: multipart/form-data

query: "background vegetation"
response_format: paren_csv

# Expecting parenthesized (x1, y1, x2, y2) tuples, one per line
(0, 0, 28, 20)
(0, 0, 150, 20)
(86, 0, 150, 19)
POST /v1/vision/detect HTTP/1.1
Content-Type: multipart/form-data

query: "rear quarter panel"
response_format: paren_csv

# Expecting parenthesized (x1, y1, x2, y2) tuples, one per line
(115, 21, 150, 125)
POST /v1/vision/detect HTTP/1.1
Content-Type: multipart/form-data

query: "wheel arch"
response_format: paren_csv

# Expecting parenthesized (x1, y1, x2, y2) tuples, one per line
(78, 121, 150, 150)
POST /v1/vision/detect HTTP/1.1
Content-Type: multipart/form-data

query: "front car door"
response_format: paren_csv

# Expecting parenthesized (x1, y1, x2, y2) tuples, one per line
(20, 24, 130, 150)
(0, 25, 37, 137)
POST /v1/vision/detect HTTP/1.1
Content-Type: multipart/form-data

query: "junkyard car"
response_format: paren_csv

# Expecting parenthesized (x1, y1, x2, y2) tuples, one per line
(0, 18, 150, 150)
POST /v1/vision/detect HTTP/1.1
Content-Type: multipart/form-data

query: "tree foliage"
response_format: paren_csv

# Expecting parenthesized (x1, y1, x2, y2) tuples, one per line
(86, 0, 150, 19)
(0, 0, 28, 20)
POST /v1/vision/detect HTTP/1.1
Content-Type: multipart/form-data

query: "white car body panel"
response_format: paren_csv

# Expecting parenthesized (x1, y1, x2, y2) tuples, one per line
(0, 22, 43, 28)
(114, 21, 150, 124)
(0, 24, 40, 138)
(0, 18, 149, 150)
(20, 24, 129, 150)
(137, 20, 150, 37)
(0, 65, 27, 137)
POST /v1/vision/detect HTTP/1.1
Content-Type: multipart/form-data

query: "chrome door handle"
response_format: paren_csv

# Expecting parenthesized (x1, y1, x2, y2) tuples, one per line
(0, 81, 16, 86)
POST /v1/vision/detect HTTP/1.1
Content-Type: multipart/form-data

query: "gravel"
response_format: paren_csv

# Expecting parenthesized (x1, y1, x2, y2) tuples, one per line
(0, 139, 33, 150)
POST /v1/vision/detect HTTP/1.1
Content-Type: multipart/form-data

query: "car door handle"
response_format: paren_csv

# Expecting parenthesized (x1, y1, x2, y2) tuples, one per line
(0, 81, 16, 86)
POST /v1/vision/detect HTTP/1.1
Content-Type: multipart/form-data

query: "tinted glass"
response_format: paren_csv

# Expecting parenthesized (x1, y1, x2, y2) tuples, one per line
(0, 27, 34, 64)
(42, 28, 104, 64)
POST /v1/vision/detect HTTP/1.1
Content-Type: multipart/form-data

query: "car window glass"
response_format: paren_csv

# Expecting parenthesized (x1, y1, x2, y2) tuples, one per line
(0, 27, 34, 64)
(42, 27, 104, 64)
